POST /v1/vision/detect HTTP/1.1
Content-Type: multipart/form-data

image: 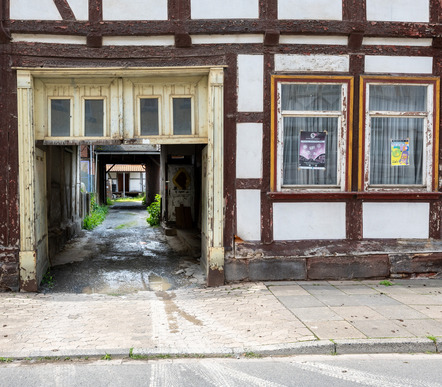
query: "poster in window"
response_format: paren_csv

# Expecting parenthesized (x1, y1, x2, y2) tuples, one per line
(299, 131, 326, 169)
(391, 139, 409, 166)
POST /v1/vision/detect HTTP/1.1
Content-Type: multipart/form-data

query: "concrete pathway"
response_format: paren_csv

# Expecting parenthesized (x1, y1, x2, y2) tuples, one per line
(0, 279, 441, 359)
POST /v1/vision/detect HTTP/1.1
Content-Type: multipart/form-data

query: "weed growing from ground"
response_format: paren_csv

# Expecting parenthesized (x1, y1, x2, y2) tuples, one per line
(379, 280, 394, 286)
(102, 353, 111, 360)
(41, 270, 55, 288)
(146, 194, 161, 227)
(83, 194, 109, 230)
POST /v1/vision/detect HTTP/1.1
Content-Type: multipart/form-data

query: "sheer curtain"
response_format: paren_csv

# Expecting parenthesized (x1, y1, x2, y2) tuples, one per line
(281, 84, 341, 186)
(283, 117, 338, 185)
(369, 85, 426, 185)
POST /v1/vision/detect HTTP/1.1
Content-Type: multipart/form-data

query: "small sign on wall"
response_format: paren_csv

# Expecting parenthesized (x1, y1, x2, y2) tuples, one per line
(391, 139, 409, 166)
(299, 131, 327, 169)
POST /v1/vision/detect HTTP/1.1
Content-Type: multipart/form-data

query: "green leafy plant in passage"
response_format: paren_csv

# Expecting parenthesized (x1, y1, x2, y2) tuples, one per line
(102, 353, 112, 360)
(146, 194, 161, 227)
(41, 269, 55, 288)
(83, 194, 109, 230)
(379, 280, 394, 286)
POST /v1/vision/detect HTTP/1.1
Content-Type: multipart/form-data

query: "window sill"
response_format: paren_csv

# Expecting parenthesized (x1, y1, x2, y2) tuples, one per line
(268, 191, 442, 201)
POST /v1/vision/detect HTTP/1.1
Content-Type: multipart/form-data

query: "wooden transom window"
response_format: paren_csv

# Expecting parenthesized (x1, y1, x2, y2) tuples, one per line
(359, 77, 440, 192)
(271, 76, 353, 192)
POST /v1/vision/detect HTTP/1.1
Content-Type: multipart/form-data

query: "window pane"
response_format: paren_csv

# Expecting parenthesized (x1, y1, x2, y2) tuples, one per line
(85, 99, 104, 137)
(369, 85, 427, 112)
(370, 117, 424, 185)
(281, 84, 341, 111)
(173, 98, 192, 135)
(283, 117, 338, 185)
(140, 98, 159, 135)
(51, 99, 70, 136)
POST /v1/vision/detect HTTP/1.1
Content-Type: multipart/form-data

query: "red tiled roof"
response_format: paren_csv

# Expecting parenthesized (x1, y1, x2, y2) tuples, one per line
(106, 164, 145, 172)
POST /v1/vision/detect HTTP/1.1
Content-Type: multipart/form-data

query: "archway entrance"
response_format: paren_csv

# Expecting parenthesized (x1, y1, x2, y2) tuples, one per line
(17, 67, 224, 291)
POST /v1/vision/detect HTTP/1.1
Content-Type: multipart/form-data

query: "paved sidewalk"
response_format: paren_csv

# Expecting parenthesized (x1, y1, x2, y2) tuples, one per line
(0, 280, 441, 359)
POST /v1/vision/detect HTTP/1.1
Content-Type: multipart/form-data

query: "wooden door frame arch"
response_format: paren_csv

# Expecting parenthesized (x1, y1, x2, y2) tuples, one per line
(16, 66, 225, 291)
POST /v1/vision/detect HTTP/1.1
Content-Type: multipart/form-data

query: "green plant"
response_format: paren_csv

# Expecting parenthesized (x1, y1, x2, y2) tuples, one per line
(83, 196, 109, 230)
(106, 198, 113, 206)
(427, 335, 437, 343)
(379, 280, 394, 286)
(146, 194, 161, 227)
(41, 269, 55, 288)
(102, 353, 111, 360)
(141, 195, 147, 206)
(244, 352, 261, 358)
(0, 357, 12, 363)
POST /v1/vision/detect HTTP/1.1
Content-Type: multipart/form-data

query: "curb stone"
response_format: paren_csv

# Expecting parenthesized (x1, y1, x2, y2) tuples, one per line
(241, 341, 335, 356)
(334, 338, 437, 354)
(1, 338, 441, 361)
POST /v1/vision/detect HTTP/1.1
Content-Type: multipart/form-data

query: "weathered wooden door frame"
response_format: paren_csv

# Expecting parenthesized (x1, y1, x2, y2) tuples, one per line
(17, 67, 225, 290)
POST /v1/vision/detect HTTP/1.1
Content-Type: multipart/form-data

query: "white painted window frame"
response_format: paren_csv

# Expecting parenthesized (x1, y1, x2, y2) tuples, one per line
(48, 97, 73, 137)
(171, 95, 195, 136)
(363, 81, 434, 192)
(136, 95, 162, 137)
(82, 96, 107, 138)
(276, 81, 349, 192)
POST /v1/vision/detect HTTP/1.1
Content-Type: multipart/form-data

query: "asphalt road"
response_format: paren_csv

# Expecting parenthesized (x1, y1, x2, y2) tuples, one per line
(0, 354, 441, 387)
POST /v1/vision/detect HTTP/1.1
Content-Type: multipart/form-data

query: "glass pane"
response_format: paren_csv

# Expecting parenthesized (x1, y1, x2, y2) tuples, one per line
(281, 84, 341, 111)
(173, 98, 192, 135)
(51, 99, 70, 136)
(283, 117, 338, 186)
(369, 85, 427, 112)
(85, 99, 104, 137)
(370, 117, 424, 185)
(140, 98, 159, 135)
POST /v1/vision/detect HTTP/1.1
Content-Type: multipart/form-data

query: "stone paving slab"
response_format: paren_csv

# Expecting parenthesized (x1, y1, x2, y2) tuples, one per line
(0, 280, 441, 359)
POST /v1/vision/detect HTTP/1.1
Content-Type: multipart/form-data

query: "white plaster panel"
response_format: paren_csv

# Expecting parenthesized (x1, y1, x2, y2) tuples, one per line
(275, 54, 349, 72)
(365, 56, 433, 74)
(191, 34, 264, 44)
(103, 36, 175, 46)
(67, 0, 89, 20)
(237, 55, 263, 112)
(10, 0, 62, 20)
(363, 37, 433, 47)
(280, 35, 347, 46)
(103, 0, 168, 20)
(191, 0, 259, 19)
(273, 202, 346, 240)
(236, 123, 262, 179)
(236, 190, 261, 241)
(367, 0, 429, 22)
(12, 34, 87, 45)
(363, 202, 429, 239)
(278, 0, 342, 20)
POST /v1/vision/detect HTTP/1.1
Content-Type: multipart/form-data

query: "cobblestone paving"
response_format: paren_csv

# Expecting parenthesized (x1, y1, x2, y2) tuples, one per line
(1, 280, 441, 358)
(0, 283, 314, 357)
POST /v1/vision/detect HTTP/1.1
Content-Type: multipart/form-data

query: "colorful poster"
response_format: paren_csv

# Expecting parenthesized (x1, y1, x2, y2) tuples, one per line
(299, 131, 326, 169)
(391, 139, 409, 166)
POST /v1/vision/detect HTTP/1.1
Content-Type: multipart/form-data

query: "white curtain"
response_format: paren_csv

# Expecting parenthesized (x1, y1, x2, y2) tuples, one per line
(283, 117, 338, 185)
(281, 84, 341, 186)
(369, 85, 426, 185)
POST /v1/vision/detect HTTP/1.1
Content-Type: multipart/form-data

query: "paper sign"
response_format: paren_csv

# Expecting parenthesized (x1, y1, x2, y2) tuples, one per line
(299, 131, 326, 170)
(391, 139, 409, 166)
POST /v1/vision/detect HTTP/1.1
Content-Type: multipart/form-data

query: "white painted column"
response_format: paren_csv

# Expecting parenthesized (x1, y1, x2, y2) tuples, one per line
(17, 70, 38, 290)
(207, 68, 225, 272)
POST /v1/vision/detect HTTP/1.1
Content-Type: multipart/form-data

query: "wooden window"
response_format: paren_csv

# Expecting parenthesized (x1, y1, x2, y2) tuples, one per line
(140, 98, 159, 135)
(172, 97, 192, 135)
(84, 99, 105, 137)
(271, 76, 353, 192)
(49, 98, 71, 137)
(359, 77, 440, 191)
